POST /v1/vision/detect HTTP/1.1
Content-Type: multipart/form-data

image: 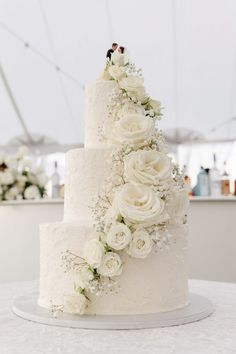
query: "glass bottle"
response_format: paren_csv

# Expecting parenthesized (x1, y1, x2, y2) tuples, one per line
(209, 154, 221, 196)
(51, 161, 60, 198)
(197, 166, 209, 196)
(221, 161, 230, 196)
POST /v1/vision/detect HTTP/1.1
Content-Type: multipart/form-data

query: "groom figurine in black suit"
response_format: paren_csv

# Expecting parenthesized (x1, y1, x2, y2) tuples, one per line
(106, 43, 118, 60)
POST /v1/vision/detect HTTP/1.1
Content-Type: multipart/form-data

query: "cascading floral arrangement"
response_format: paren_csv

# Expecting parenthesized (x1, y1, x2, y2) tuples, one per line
(61, 56, 189, 315)
(0, 146, 48, 201)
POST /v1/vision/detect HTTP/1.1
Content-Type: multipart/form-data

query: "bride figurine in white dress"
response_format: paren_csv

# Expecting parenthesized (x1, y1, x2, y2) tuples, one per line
(100, 46, 127, 80)
(111, 46, 126, 66)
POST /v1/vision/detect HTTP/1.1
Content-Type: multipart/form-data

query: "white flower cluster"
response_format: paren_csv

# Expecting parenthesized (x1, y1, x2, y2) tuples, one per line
(0, 146, 48, 201)
(62, 60, 189, 314)
(98, 60, 163, 145)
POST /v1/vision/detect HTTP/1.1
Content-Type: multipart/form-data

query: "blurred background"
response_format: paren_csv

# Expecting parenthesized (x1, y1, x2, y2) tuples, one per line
(1, 0, 236, 184)
(0, 0, 236, 284)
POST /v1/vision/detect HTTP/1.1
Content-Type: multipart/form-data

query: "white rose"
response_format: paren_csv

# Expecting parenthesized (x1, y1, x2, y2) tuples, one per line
(119, 75, 144, 92)
(106, 223, 131, 250)
(127, 229, 153, 258)
(36, 165, 44, 174)
(103, 199, 126, 233)
(63, 293, 87, 315)
(112, 114, 154, 145)
(83, 239, 104, 269)
(24, 185, 41, 199)
(116, 183, 168, 226)
(149, 99, 162, 115)
(4, 186, 20, 200)
(108, 65, 126, 80)
(132, 87, 149, 104)
(77, 266, 94, 290)
(117, 101, 145, 119)
(97, 252, 122, 277)
(16, 174, 28, 188)
(27, 173, 37, 184)
(37, 173, 48, 187)
(104, 197, 120, 223)
(0, 169, 15, 185)
(119, 76, 148, 103)
(166, 189, 189, 223)
(124, 150, 172, 185)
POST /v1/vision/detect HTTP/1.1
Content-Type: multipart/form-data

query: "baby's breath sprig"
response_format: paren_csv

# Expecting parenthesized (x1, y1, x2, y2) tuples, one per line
(49, 300, 64, 317)
(61, 250, 87, 274)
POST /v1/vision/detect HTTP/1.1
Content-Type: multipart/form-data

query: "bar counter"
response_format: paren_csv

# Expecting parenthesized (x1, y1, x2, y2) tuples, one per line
(0, 197, 235, 283)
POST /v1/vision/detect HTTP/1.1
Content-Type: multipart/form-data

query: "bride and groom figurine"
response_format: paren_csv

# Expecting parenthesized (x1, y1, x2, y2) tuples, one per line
(106, 43, 126, 66)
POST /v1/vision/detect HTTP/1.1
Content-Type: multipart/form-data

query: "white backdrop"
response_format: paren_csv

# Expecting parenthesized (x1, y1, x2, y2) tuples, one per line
(1, 0, 236, 147)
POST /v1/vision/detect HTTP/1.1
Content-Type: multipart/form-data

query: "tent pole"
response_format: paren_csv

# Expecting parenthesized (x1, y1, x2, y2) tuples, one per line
(0, 62, 33, 144)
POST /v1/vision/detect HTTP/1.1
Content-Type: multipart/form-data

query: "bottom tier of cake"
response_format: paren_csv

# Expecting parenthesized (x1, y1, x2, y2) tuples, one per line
(38, 221, 189, 315)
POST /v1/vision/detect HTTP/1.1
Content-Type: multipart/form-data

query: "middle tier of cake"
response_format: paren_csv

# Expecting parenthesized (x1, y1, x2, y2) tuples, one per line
(64, 148, 112, 223)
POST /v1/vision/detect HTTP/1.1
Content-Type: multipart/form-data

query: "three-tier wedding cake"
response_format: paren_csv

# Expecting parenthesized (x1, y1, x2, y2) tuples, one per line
(38, 54, 189, 315)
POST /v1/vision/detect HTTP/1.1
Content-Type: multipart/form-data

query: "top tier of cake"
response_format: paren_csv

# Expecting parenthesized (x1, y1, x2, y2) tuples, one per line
(84, 80, 117, 148)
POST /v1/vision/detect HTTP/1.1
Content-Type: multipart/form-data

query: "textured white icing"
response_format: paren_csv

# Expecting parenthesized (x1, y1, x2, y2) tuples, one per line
(39, 222, 189, 315)
(64, 148, 111, 223)
(84, 80, 118, 148)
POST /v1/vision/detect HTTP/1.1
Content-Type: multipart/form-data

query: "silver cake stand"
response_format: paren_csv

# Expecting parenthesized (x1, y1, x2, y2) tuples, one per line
(12, 292, 214, 330)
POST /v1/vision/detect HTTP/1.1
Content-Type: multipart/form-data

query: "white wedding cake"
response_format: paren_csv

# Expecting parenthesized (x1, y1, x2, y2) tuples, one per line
(38, 55, 189, 315)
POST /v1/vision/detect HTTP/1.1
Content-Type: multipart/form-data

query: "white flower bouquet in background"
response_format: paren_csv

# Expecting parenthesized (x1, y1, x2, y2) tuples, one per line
(0, 146, 48, 201)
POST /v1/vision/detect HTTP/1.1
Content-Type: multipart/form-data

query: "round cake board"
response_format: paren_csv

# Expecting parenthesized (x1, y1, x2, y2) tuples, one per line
(12, 292, 214, 330)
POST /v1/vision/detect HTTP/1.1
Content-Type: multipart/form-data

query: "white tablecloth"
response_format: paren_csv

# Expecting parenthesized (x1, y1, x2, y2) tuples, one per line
(0, 279, 236, 354)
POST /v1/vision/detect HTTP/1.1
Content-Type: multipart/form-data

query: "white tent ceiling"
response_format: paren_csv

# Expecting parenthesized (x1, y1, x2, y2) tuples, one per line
(1, 0, 236, 150)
